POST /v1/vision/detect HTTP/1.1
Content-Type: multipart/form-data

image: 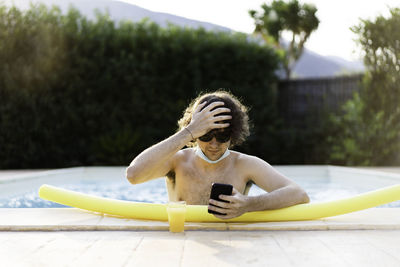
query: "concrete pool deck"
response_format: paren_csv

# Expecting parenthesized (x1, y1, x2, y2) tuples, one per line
(1, 167, 400, 266)
(1, 230, 399, 267)
(1, 209, 400, 267)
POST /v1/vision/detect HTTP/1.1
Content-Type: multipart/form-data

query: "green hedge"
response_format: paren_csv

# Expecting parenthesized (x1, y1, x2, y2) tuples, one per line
(0, 4, 280, 168)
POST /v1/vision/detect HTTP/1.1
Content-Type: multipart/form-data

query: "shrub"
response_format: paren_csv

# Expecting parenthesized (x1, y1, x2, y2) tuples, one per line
(0, 4, 279, 168)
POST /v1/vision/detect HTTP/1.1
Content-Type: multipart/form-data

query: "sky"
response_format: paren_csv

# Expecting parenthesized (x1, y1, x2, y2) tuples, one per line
(120, 0, 399, 62)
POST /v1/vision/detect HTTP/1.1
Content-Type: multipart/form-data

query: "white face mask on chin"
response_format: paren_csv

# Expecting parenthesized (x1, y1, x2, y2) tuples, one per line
(195, 146, 230, 164)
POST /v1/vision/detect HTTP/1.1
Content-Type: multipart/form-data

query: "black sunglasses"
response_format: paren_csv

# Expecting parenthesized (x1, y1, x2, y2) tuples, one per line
(198, 130, 231, 143)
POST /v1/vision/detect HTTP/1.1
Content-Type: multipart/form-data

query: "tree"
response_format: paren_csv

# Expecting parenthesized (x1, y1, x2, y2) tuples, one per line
(249, 0, 319, 79)
(351, 8, 400, 117)
(329, 7, 400, 166)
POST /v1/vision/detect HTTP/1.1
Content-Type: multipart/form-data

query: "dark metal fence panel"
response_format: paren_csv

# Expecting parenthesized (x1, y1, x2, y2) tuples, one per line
(278, 74, 363, 127)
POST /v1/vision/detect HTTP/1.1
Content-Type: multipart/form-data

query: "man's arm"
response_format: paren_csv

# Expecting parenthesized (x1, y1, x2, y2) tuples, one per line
(126, 129, 192, 184)
(126, 101, 231, 184)
(243, 156, 310, 211)
(208, 155, 309, 219)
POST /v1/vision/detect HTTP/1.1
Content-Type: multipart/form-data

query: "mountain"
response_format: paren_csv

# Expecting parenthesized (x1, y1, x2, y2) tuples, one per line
(6, 0, 232, 32)
(292, 49, 364, 78)
(326, 56, 365, 73)
(5, 0, 364, 78)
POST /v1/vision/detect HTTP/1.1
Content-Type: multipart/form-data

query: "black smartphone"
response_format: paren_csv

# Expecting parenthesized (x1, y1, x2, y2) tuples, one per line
(208, 183, 233, 215)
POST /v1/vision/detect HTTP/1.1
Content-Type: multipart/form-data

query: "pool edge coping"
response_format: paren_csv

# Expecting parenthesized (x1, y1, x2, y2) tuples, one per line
(1, 208, 399, 231)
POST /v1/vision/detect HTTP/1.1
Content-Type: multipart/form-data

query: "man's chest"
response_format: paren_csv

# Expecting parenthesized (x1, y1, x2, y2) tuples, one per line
(170, 163, 248, 205)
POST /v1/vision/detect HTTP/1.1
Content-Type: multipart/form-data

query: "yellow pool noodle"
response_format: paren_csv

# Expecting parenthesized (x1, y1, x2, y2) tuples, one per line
(39, 184, 400, 222)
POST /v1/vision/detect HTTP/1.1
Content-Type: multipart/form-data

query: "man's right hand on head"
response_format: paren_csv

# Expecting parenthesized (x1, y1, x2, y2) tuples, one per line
(187, 101, 232, 139)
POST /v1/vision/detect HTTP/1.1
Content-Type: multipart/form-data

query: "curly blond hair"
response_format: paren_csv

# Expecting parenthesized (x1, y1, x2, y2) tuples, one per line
(177, 90, 250, 148)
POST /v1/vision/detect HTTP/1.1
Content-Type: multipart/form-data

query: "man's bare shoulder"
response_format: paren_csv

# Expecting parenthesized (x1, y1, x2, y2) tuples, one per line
(230, 151, 265, 168)
(231, 151, 277, 181)
(173, 148, 195, 162)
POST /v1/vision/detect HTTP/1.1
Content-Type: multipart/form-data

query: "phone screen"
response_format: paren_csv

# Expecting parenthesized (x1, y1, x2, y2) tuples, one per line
(208, 183, 233, 215)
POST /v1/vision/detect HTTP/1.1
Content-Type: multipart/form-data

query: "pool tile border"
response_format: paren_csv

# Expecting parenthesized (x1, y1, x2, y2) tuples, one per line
(0, 208, 399, 231)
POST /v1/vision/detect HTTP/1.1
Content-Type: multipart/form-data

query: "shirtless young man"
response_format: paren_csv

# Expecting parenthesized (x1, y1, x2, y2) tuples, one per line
(126, 90, 309, 219)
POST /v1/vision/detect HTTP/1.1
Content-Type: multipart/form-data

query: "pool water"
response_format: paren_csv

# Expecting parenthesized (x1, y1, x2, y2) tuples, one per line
(0, 178, 168, 208)
(1, 166, 400, 208)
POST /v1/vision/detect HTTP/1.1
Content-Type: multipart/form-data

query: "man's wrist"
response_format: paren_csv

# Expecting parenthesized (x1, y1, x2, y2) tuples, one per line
(243, 195, 255, 213)
(244, 194, 269, 212)
(183, 127, 194, 141)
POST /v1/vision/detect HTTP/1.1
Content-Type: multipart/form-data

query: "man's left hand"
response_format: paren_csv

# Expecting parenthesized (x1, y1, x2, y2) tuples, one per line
(208, 188, 250, 219)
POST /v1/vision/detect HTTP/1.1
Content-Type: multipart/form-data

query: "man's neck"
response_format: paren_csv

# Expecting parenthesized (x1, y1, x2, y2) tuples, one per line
(194, 146, 230, 170)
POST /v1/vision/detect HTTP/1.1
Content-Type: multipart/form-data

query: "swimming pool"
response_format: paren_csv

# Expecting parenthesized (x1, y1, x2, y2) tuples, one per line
(1, 166, 400, 208)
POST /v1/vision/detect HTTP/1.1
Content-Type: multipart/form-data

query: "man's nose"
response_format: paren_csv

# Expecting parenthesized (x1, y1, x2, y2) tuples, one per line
(210, 137, 219, 146)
